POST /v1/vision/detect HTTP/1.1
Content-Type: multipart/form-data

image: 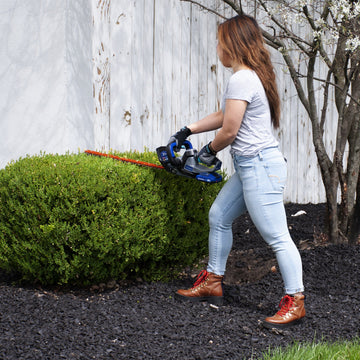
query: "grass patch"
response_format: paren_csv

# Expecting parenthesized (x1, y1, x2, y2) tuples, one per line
(261, 338, 360, 360)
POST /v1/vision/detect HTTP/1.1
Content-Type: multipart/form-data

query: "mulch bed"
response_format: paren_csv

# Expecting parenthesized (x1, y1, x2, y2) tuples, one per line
(1, 203, 360, 359)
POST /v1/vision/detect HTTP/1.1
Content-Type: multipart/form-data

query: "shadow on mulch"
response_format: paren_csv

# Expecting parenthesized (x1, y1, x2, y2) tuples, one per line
(1, 203, 360, 360)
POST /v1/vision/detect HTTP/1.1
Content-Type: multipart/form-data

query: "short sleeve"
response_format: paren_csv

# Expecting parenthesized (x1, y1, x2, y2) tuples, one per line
(224, 71, 256, 103)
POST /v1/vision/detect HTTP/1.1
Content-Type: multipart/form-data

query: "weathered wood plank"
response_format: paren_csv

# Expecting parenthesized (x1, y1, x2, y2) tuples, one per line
(109, 0, 132, 152)
(92, 0, 111, 151)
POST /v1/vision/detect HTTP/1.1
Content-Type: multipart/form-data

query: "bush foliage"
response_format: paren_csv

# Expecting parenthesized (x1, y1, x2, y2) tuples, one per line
(0, 151, 223, 286)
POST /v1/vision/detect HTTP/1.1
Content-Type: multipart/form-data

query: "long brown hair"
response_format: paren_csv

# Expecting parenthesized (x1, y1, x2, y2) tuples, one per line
(218, 15, 280, 128)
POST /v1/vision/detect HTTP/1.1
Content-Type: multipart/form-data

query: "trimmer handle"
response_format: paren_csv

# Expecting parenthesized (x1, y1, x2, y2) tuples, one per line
(211, 157, 222, 172)
(167, 140, 193, 167)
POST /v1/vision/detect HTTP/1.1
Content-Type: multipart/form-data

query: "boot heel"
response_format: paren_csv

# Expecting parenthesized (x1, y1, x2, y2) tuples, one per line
(175, 271, 224, 304)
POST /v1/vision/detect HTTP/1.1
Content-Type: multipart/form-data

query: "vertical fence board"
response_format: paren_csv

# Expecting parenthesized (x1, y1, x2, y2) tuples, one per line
(92, 0, 111, 151)
(130, 0, 144, 151)
(152, 0, 165, 143)
(109, 0, 132, 151)
(141, 0, 155, 150)
(179, 1, 192, 133)
(162, 0, 174, 140)
(189, 4, 200, 131)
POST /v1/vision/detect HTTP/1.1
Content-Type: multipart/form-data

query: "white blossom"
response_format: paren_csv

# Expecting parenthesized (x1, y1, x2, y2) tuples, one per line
(313, 30, 322, 41)
(293, 12, 305, 24)
(329, 0, 360, 22)
(314, 18, 326, 29)
(345, 35, 360, 52)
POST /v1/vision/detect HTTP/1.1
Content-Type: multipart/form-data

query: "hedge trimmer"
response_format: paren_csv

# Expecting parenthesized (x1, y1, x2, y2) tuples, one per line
(85, 140, 222, 183)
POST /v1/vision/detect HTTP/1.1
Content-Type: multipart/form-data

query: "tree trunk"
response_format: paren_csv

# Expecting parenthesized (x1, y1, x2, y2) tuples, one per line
(327, 199, 340, 244)
(336, 20, 360, 242)
(323, 164, 342, 243)
(338, 107, 360, 240)
(349, 173, 360, 244)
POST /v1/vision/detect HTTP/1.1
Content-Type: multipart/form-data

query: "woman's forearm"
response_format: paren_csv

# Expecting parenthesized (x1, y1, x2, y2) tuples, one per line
(187, 110, 223, 134)
(210, 128, 237, 152)
(211, 99, 247, 152)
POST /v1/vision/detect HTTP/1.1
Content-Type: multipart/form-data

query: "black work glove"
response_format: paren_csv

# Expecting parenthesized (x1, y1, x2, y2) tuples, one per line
(167, 126, 192, 151)
(197, 142, 217, 166)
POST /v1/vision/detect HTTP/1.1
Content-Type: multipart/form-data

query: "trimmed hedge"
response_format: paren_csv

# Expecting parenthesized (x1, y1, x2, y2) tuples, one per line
(0, 151, 223, 286)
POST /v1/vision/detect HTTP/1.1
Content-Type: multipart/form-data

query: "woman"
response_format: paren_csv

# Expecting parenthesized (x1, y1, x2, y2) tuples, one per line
(168, 14, 305, 329)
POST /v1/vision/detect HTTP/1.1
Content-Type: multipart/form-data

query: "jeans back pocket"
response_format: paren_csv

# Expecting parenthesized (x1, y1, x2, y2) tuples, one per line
(264, 160, 287, 192)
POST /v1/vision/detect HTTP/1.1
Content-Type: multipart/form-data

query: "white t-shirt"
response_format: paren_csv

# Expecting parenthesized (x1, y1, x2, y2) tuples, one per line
(221, 70, 278, 157)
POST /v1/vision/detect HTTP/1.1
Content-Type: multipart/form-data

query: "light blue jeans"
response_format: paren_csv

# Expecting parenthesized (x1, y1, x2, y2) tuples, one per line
(207, 147, 304, 294)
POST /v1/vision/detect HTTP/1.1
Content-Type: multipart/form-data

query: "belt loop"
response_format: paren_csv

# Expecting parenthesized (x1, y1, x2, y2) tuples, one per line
(258, 151, 263, 160)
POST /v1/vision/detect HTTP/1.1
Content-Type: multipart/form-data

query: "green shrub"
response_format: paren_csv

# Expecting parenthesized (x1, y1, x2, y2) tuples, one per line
(0, 151, 223, 286)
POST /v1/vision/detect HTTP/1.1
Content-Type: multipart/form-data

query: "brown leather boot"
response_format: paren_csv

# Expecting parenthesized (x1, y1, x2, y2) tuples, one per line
(175, 270, 224, 305)
(263, 294, 306, 329)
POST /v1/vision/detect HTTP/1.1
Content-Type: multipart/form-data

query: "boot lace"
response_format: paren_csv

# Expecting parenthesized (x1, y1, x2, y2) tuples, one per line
(191, 270, 209, 288)
(276, 295, 294, 317)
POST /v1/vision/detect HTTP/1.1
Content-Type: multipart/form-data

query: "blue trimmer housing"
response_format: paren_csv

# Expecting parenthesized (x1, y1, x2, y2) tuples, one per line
(156, 141, 222, 183)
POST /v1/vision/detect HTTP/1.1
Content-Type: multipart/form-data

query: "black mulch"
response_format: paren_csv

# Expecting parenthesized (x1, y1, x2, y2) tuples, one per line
(1, 203, 360, 359)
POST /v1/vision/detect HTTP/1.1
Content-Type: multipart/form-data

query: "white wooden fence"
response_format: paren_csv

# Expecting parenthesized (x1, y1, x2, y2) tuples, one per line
(0, 0, 335, 203)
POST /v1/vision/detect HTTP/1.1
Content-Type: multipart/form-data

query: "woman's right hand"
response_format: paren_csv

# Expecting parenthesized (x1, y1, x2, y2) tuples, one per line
(167, 126, 192, 151)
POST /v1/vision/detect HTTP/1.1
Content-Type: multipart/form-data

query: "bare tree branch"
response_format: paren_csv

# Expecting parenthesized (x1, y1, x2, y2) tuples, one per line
(222, 0, 242, 14)
(180, 0, 228, 20)
(296, 73, 360, 108)
(257, 0, 314, 56)
(302, 2, 333, 69)
(320, 69, 332, 134)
